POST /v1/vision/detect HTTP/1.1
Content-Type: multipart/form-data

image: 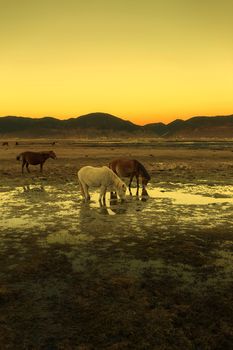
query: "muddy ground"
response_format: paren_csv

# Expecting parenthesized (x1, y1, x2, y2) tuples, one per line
(0, 140, 233, 349)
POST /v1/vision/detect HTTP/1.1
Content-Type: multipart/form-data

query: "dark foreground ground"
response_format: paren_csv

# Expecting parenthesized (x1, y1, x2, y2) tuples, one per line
(0, 140, 233, 349)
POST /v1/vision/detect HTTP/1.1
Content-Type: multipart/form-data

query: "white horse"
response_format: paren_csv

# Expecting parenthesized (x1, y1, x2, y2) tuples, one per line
(77, 165, 127, 203)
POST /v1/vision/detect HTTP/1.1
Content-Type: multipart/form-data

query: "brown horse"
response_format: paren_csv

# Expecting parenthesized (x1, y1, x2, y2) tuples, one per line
(16, 151, 57, 173)
(109, 158, 150, 196)
(2, 142, 8, 146)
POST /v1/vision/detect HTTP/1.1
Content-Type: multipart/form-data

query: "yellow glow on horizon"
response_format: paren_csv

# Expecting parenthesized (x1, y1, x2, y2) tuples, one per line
(1, 0, 233, 125)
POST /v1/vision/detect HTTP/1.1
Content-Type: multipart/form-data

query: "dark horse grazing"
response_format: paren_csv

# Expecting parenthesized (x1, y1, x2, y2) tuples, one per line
(109, 158, 151, 196)
(16, 151, 56, 173)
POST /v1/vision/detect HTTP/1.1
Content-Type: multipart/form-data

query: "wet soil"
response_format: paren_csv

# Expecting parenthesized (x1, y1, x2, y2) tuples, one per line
(0, 141, 233, 349)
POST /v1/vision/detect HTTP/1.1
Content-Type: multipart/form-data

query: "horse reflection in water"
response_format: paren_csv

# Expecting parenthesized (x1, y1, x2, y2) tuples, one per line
(79, 197, 127, 217)
(109, 158, 151, 197)
(79, 190, 149, 218)
(77, 165, 127, 204)
(23, 184, 45, 193)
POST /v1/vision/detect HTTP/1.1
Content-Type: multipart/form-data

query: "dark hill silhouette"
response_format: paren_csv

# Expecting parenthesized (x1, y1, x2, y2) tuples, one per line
(0, 116, 60, 133)
(0, 113, 233, 138)
(142, 122, 168, 136)
(63, 113, 140, 131)
(0, 113, 141, 136)
(166, 115, 233, 138)
(142, 115, 233, 138)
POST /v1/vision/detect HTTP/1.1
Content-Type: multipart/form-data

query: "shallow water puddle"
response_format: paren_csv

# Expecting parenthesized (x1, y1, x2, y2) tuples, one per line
(149, 187, 233, 205)
(1, 183, 233, 233)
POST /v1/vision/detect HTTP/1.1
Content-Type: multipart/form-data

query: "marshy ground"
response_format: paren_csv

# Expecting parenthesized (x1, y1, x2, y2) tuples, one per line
(0, 140, 233, 349)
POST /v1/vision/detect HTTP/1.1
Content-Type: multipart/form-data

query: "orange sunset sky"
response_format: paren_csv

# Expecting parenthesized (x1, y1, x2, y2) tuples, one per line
(0, 0, 233, 125)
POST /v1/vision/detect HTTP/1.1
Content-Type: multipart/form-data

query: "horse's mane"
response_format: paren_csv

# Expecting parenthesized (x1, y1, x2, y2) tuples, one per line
(135, 160, 151, 180)
(110, 168, 125, 188)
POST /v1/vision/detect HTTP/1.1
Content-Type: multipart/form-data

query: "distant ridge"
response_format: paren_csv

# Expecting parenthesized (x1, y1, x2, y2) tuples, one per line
(1, 112, 233, 138)
(62, 113, 140, 131)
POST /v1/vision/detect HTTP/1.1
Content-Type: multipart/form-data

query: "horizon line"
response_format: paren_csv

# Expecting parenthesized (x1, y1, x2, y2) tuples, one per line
(1, 112, 233, 127)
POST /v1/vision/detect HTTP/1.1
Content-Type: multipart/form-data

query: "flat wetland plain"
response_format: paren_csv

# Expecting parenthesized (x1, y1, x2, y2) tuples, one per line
(1, 139, 233, 349)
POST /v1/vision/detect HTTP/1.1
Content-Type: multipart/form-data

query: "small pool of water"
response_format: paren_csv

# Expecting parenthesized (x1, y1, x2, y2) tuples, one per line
(148, 187, 233, 205)
(1, 183, 233, 232)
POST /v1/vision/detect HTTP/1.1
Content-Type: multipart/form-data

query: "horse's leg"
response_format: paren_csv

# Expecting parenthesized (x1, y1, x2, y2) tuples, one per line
(103, 187, 107, 205)
(136, 175, 140, 196)
(128, 175, 134, 196)
(99, 186, 104, 202)
(22, 160, 26, 174)
(26, 162, 30, 173)
(79, 180, 85, 199)
(99, 185, 106, 204)
(82, 183, 90, 201)
(86, 185, 90, 200)
(40, 162, 44, 173)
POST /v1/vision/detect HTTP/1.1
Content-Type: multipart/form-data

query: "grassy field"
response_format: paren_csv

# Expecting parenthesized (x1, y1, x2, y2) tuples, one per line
(0, 140, 233, 349)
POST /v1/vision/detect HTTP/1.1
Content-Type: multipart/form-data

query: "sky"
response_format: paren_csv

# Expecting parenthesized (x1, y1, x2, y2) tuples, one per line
(0, 0, 233, 125)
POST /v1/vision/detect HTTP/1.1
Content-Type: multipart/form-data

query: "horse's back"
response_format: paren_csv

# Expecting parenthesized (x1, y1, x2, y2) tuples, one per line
(110, 158, 136, 177)
(78, 165, 113, 187)
(20, 151, 45, 164)
(22, 152, 38, 163)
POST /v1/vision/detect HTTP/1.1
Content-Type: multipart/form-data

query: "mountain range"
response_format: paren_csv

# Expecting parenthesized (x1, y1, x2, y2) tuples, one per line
(1, 112, 233, 138)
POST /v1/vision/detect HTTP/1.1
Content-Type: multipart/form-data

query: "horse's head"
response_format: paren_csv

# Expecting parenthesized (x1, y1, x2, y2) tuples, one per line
(117, 182, 127, 201)
(49, 151, 57, 159)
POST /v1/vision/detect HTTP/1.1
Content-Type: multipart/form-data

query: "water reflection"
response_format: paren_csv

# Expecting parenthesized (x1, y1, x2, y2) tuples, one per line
(23, 184, 45, 193)
(1, 183, 233, 233)
(79, 198, 123, 216)
(89, 191, 148, 215)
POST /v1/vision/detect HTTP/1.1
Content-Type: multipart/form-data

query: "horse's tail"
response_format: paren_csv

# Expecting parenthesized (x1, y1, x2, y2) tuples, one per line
(136, 160, 151, 181)
(16, 153, 22, 161)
